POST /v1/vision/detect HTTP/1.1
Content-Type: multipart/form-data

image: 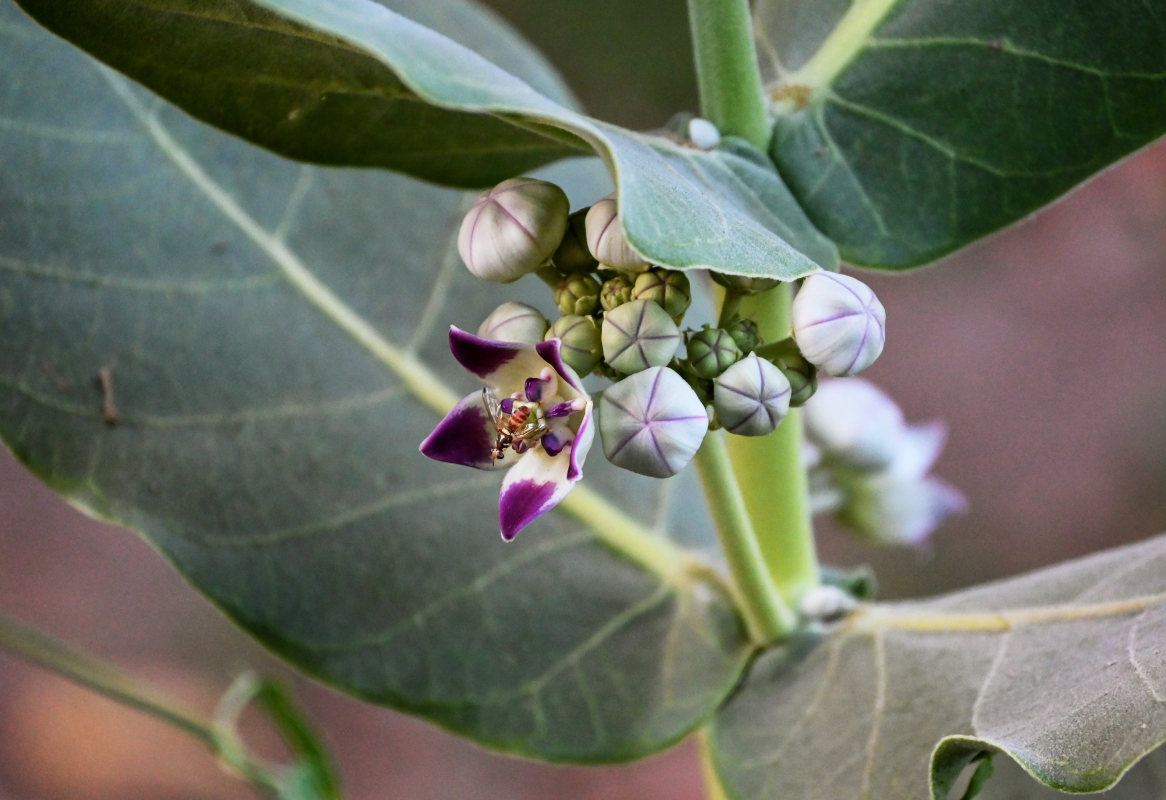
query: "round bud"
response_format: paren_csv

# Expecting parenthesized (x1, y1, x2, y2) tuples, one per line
(601, 299, 681, 374)
(546, 315, 603, 376)
(724, 316, 761, 353)
(552, 208, 597, 274)
(600, 274, 635, 312)
(687, 326, 742, 379)
(585, 196, 651, 273)
(772, 349, 817, 407)
(633, 268, 691, 320)
(791, 272, 886, 376)
(688, 117, 722, 149)
(599, 367, 709, 477)
(554, 273, 601, 317)
(711, 272, 780, 295)
(476, 301, 548, 346)
(713, 353, 791, 436)
(802, 378, 904, 470)
(457, 178, 569, 283)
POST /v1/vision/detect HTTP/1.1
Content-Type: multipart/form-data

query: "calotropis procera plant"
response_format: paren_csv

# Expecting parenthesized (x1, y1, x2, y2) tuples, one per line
(1, 0, 1165, 798)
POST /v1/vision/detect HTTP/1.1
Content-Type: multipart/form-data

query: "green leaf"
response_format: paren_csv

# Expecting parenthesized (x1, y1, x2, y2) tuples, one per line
(11, 0, 839, 279)
(757, 0, 1166, 268)
(708, 533, 1166, 799)
(0, 4, 751, 762)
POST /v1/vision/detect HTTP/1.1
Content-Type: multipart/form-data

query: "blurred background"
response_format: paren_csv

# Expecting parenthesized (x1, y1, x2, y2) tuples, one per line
(2, 0, 1165, 797)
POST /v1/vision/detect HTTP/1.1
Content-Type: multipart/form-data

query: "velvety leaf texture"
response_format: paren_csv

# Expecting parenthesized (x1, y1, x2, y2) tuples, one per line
(0, 3, 752, 761)
(758, 0, 1166, 268)
(13, 0, 839, 280)
(710, 534, 1166, 799)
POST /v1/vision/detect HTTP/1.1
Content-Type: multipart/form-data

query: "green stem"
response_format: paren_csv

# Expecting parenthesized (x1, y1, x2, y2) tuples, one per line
(693, 430, 797, 643)
(727, 285, 820, 606)
(686, 0, 771, 148)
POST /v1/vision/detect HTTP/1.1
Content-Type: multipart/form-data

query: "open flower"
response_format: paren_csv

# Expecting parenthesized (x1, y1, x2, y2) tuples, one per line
(420, 327, 593, 541)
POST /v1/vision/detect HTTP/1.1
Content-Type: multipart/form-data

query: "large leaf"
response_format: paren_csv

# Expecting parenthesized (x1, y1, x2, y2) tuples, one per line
(709, 533, 1166, 799)
(757, 0, 1166, 268)
(0, 3, 751, 762)
(13, 0, 839, 280)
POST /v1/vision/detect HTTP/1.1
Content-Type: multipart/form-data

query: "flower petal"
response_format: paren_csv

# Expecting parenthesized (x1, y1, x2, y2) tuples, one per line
(419, 392, 512, 470)
(449, 327, 550, 390)
(567, 401, 594, 481)
(498, 447, 575, 540)
(535, 339, 586, 396)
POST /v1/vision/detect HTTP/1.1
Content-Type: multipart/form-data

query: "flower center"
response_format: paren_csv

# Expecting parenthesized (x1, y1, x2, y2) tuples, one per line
(482, 368, 583, 463)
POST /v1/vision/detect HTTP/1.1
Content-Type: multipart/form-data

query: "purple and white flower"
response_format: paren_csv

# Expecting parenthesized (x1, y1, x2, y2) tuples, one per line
(420, 327, 593, 541)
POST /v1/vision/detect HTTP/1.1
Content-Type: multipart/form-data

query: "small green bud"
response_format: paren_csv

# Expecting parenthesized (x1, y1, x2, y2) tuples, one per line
(687, 326, 742, 379)
(601, 299, 681, 374)
(600, 274, 635, 312)
(554, 273, 601, 316)
(713, 353, 791, 436)
(599, 367, 709, 477)
(776, 351, 817, 407)
(724, 315, 761, 353)
(633, 268, 691, 320)
(585, 195, 651, 273)
(457, 178, 568, 283)
(552, 208, 597, 274)
(711, 272, 781, 295)
(476, 301, 548, 345)
(546, 315, 602, 376)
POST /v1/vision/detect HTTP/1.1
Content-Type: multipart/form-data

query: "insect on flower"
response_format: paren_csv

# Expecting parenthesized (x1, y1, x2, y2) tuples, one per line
(482, 388, 549, 460)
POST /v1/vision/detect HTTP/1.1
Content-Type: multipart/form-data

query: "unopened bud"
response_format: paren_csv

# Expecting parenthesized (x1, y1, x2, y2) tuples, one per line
(687, 326, 742, 379)
(633, 268, 691, 320)
(713, 353, 791, 436)
(476, 302, 548, 345)
(791, 272, 886, 376)
(554, 273, 601, 316)
(711, 272, 780, 295)
(600, 274, 635, 312)
(546, 315, 602, 376)
(585, 196, 651, 273)
(688, 117, 721, 149)
(457, 178, 568, 283)
(773, 349, 817, 407)
(552, 208, 597, 274)
(599, 367, 709, 477)
(601, 299, 681, 374)
(724, 316, 760, 353)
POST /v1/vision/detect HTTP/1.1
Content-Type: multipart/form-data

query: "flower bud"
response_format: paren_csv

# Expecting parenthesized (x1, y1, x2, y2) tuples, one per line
(476, 302, 548, 346)
(791, 272, 886, 376)
(552, 208, 597, 274)
(601, 299, 681, 374)
(546, 315, 602, 376)
(599, 367, 708, 477)
(688, 117, 721, 149)
(585, 196, 651, 273)
(724, 316, 760, 353)
(457, 178, 569, 283)
(633, 268, 691, 320)
(713, 353, 791, 436)
(802, 378, 905, 470)
(554, 273, 601, 316)
(711, 272, 780, 295)
(773, 350, 817, 407)
(687, 326, 742, 379)
(600, 274, 635, 312)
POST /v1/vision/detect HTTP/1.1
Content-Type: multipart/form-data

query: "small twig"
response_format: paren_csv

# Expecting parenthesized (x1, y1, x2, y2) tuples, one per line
(97, 366, 119, 426)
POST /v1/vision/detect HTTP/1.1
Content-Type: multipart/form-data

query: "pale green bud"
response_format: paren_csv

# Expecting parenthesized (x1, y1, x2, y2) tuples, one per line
(713, 353, 791, 436)
(599, 367, 709, 477)
(600, 274, 635, 312)
(458, 178, 569, 283)
(585, 196, 651, 273)
(476, 302, 548, 346)
(552, 208, 597, 274)
(687, 326, 742, 379)
(791, 272, 886, 376)
(633, 268, 691, 320)
(601, 299, 681, 374)
(546, 315, 602, 376)
(711, 272, 780, 295)
(554, 273, 601, 316)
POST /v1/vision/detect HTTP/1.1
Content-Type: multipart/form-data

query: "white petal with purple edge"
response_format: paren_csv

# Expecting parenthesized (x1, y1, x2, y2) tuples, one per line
(449, 327, 551, 391)
(498, 448, 574, 540)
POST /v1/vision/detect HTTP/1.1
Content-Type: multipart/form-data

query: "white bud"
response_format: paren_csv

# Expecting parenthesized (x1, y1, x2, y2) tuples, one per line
(791, 272, 886, 376)
(799, 585, 857, 623)
(585, 195, 651, 273)
(713, 354, 791, 436)
(457, 178, 569, 283)
(601, 299, 681, 374)
(688, 117, 721, 149)
(477, 302, 548, 345)
(802, 379, 905, 470)
(599, 367, 708, 477)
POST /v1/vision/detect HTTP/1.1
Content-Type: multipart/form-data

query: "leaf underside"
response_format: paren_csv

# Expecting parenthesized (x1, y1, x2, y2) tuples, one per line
(710, 534, 1166, 799)
(0, 3, 752, 762)
(759, 0, 1166, 268)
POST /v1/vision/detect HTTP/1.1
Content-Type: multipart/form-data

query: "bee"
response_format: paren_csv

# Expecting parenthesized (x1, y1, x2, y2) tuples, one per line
(482, 388, 549, 462)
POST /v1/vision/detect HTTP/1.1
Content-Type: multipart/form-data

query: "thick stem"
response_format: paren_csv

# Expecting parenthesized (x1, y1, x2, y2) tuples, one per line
(686, 0, 771, 149)
(727, 285, 820, 606)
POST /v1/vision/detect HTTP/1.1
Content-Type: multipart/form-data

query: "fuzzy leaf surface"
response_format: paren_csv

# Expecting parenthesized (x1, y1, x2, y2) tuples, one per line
(13, 0, 838, 279)
(0, 4, 751, 762)
(710, 534, 1166, 799)
(757, 0, 1166, 268)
